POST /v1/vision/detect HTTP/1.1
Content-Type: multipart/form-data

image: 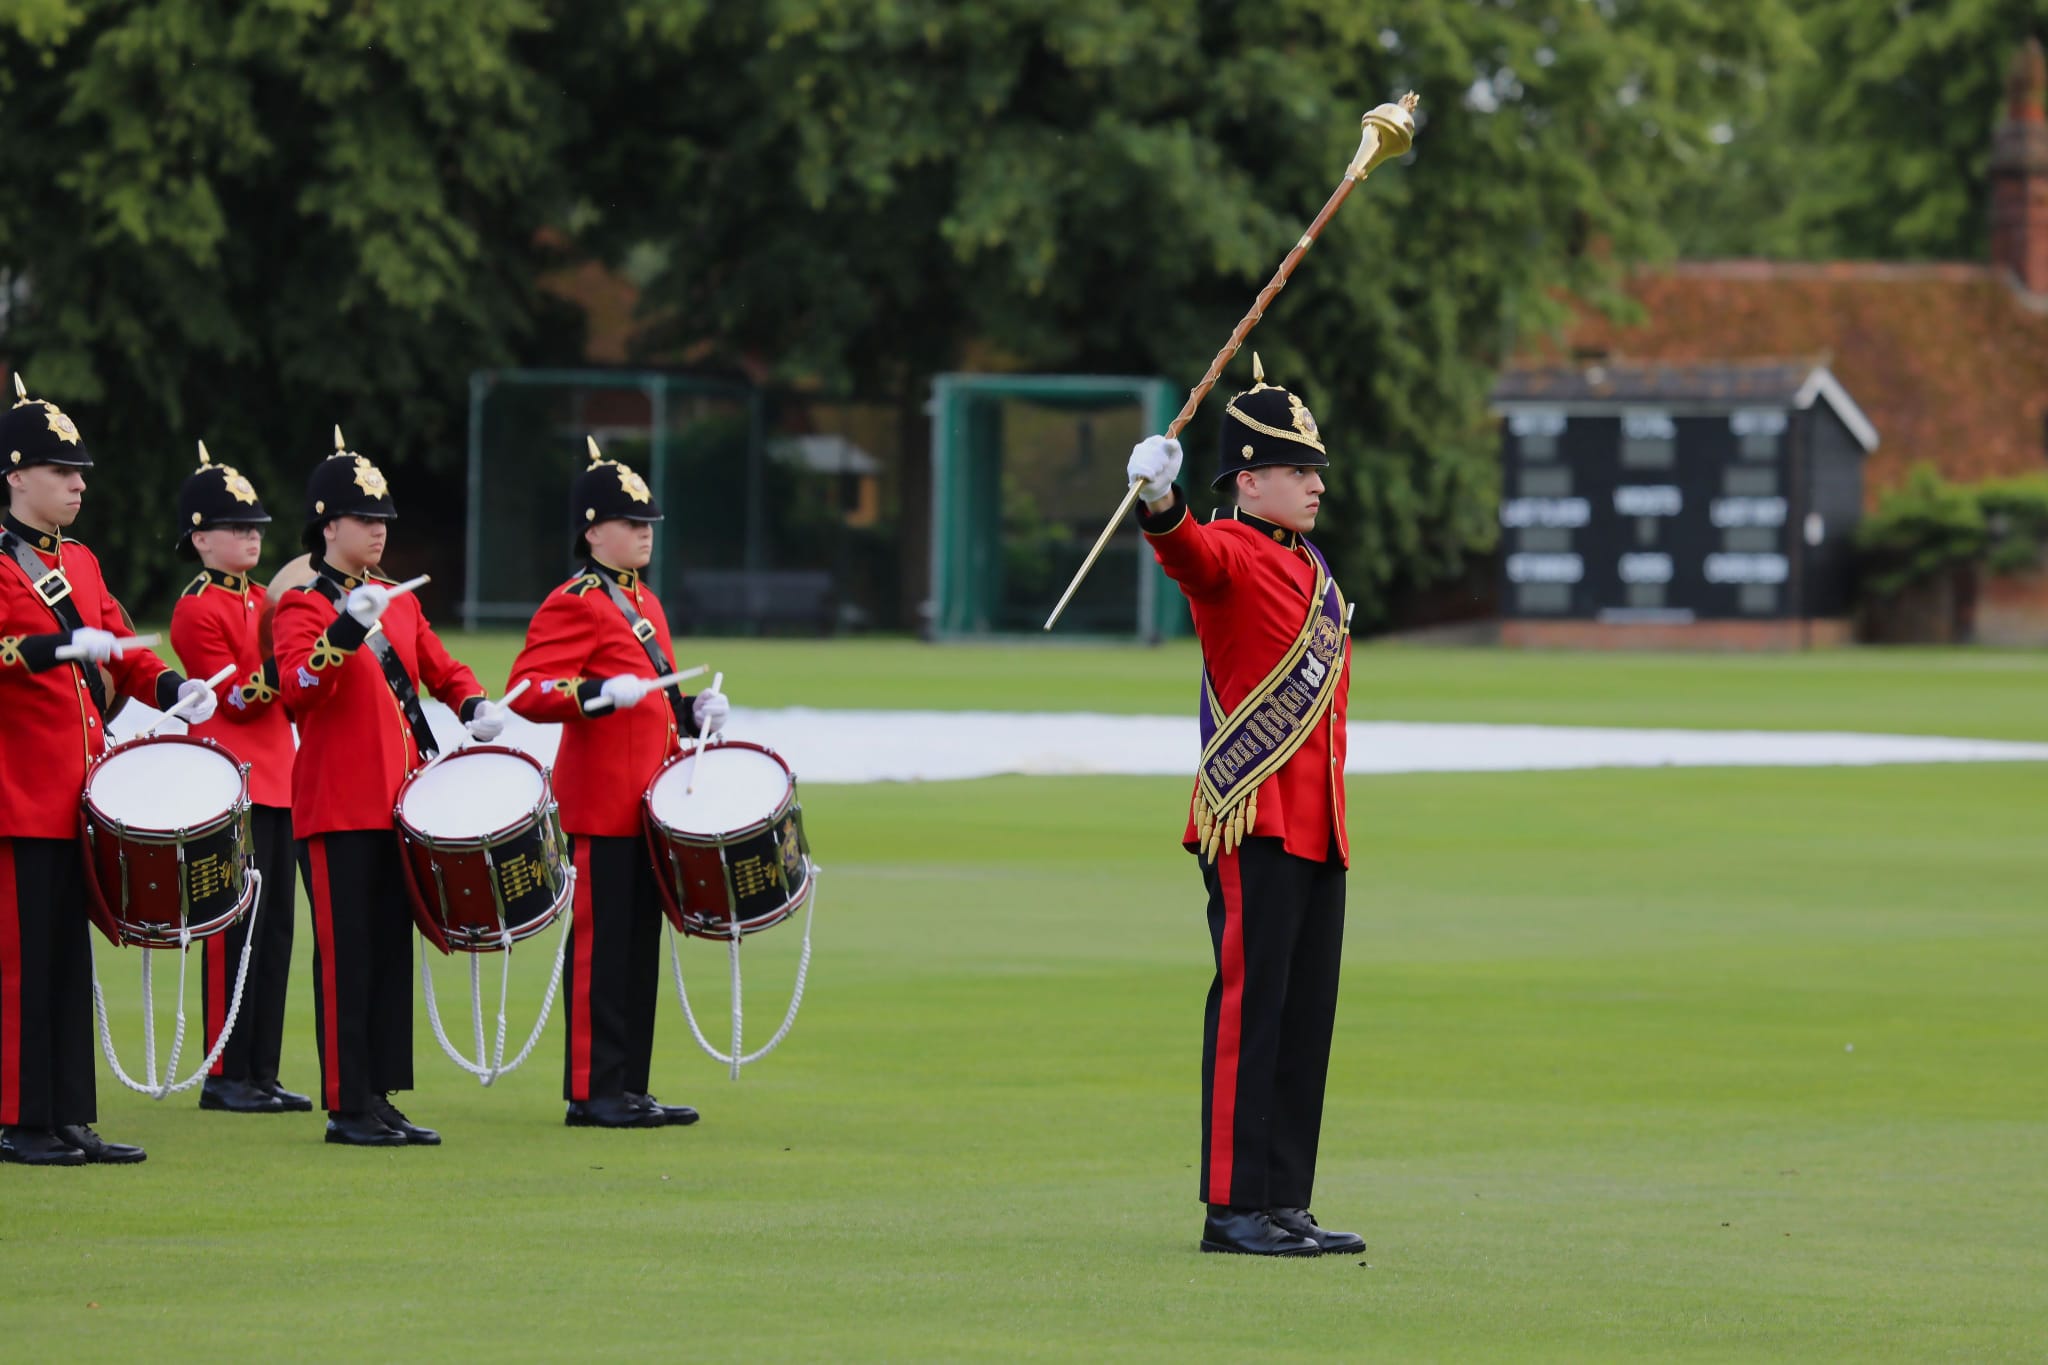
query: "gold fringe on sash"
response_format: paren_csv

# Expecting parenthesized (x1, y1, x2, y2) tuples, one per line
(1194, 779, 1263, 861)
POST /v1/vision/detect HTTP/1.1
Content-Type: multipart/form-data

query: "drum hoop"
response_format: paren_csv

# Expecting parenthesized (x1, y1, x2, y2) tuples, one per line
(643, 742, 797, 844)
(83, 733, 252, 838)
(393, 744, 555, 849)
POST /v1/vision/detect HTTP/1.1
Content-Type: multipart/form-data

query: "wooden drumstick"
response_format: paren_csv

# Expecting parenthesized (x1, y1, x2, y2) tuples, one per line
(135, 664, 237, 739)
(383, 574, 430, 600)
(56, 631, 160, 661)
(497, 677, 532, 708)
(684, 671, 723, 794)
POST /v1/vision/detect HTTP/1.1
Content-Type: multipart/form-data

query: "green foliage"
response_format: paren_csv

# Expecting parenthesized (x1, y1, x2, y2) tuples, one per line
(4, 0, 1807, 620)
(1977, 473, 2048, 573)
(0, 0, 578, 605)
(1850, 463, 2048, 600)
(561, 0, 1806, 620)
(1674, 2, 2048, 259)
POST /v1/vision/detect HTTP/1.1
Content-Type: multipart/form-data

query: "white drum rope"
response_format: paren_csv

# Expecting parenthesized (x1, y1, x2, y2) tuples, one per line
(420, 895, 574, 1086)
(91, 870, 262, 1099)
(666, 867, 818, 1078)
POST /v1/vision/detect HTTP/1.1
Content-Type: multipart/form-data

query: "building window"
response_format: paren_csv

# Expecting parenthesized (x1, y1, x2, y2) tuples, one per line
(1509, 410, 1566, 461)
(1627, 583, 1667, 609)
(1518, 528, 1572, 552)
(1520, 467, 1573, 498)
(1731, 408, 1787, 461)
(1621, 411, 1676, 469)
(1516, 582, 1571, 613)
(1739, 584, 1780, 615)
(1723, 526, 1780, 553)
(1724, 467, 1779, 497)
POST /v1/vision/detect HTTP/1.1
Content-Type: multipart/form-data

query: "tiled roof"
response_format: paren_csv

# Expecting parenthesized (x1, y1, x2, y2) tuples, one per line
(1527, 260, 2048, 499)
(1491, 358, 1819, 405)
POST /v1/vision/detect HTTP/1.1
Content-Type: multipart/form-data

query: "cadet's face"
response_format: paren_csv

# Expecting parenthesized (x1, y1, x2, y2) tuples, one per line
(586, 519, 654, 571)
(192, 525, 264, 573)
(6, 464, 86, 530)
(324, 515, 388, 572)
(1238, 465, 1325, 534)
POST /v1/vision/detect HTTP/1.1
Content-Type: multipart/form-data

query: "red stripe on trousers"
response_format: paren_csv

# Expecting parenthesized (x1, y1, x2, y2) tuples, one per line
(206, 923, 229, 1076)
(1208, 849, 1246, 1206)
(308, 838, 343, 1112)
(569, 840, 595, 1100)
(0, 842, 20, 1125)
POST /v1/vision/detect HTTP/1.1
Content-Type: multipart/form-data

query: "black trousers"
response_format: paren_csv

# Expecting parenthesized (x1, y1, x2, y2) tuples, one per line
(204, 805, 295, 1088)
(562, 835, 664, 1102)
(0, 838, 97, 1128)
(298, 831, 414, 1116)
(1198, 835, 1346, 1209)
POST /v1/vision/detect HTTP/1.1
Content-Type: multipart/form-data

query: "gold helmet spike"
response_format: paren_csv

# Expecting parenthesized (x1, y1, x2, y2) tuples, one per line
(197, 439, 212, 466)
(11, 372, 25, 403)
(1252, 352, 1265, 385)
(333, 424, 346, 455)
(586, 435, 604, 466)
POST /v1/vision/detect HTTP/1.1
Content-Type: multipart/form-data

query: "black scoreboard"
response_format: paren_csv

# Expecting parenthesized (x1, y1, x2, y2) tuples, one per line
(1491, 362, 1875, 625)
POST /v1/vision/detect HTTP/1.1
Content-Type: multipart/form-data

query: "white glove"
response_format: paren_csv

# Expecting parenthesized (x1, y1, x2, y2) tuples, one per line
(465, 699, 506, 742)
(345, 583, 391, 628)
(1125, 434, 1183, 502)
(68, 627, 118, 664)
(692, 688, 729, 735)
(598, 675, 651, 711)
(176, 677, 219, 725)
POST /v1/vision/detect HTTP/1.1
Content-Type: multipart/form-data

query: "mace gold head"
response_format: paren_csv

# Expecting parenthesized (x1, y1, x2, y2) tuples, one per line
(1349, 91, 1420, 181)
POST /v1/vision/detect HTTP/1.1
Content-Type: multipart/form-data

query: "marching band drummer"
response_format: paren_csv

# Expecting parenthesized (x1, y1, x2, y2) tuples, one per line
(505, 439, 729, 1130)
(169, 444, 307, 1116)
(0, 376, 218, 1166)
(1126, 358, 1365, 1257)
(274, 428, 508, 1148)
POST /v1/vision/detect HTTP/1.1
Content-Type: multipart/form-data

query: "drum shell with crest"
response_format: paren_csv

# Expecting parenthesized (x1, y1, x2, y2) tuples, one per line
(393, 745, 572, 954)
(643, 740, 813, 940)
(79, 735, 256, 948)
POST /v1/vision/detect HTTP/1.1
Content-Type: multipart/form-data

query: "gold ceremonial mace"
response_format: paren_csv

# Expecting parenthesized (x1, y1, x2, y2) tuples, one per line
(1042, 93, 1420, 631)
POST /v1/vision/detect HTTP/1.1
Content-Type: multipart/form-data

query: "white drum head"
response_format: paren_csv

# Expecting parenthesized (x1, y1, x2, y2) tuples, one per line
(89, 740, 243, 830)
(400, 750, 546, 839)
(649, 746, 792, 836)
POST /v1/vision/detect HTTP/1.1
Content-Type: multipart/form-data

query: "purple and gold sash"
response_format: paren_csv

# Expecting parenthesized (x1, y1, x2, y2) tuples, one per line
(1193, 541, 1347, 860)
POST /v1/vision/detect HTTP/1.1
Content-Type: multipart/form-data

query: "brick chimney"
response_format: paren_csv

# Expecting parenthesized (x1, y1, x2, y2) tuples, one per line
(1991, 37, 2048, 293)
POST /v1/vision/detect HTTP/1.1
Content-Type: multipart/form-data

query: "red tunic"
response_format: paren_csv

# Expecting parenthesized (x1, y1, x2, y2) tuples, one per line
(505, 564, 701, 838)
(274, 561, 486, 839)
(0, 523, 177, 838)
(1142, 497, 1351, 866)
(170, 568, 296, 808)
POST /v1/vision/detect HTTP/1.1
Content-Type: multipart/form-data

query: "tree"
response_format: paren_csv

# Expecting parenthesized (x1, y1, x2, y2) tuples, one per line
(1674, 1, 2048, 261)
(0, 0, 577, 607)
(567, 0, 1806, 620)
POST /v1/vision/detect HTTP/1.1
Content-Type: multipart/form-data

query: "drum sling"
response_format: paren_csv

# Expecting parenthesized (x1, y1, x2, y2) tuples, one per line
(2, 529, 114, 717)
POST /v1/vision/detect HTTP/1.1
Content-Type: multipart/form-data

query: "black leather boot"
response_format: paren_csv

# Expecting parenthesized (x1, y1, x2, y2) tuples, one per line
(259, 1079, 313, 1112)
(325, 1111, 407, 1146)
(55, 1125, 147, 1164)
(0, 1126, 86, 1166)
(1268, 1207, 1365, 1255)
(374, 1096, 441, 1145)
(200, 1076, 288, 1114)
(627, 1092, 700, 1126)
(566, 1095, 664, 1128)
(1200, 1205, 1320, 1256)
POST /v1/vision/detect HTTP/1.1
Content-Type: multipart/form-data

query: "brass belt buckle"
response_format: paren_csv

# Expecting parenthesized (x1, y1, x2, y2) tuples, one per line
(632, 617, 656, 643)
(32, 569, 71, 607)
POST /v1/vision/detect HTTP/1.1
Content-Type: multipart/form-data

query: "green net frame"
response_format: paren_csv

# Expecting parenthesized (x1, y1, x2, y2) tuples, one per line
(927, 373, 1188, 641)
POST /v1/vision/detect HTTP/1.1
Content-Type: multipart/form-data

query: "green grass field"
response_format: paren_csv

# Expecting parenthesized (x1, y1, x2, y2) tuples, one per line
(7, 643, 2046, 1360)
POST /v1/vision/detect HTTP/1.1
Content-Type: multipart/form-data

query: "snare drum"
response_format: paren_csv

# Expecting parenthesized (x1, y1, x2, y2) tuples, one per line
(80, 735, 255, 947)
(644, 741, 813, 940)
(394, 746, 571, 954)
